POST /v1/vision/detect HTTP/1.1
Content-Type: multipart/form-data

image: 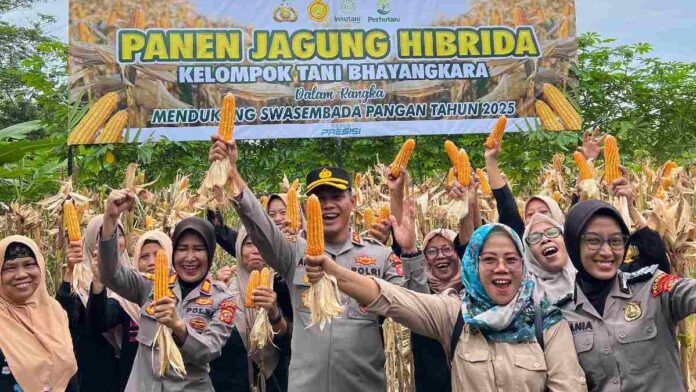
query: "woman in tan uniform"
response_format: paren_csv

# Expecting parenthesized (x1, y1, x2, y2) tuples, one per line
(305, 223, 587, 392)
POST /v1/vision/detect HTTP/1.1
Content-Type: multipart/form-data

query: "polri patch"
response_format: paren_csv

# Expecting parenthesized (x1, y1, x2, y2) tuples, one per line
(354, 256, 377, 266)
(219, 308, 236, 325)
(189, 316, 208, 332)
(652, 273, 680, 297)
(195, 297, 214, 306)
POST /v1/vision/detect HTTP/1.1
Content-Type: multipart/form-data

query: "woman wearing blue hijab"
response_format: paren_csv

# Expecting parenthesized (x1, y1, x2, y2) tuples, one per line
(304, 223, 587, 391)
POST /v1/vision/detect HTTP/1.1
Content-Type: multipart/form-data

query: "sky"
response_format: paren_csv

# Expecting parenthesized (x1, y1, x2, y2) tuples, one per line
(2, 0, 695, 62)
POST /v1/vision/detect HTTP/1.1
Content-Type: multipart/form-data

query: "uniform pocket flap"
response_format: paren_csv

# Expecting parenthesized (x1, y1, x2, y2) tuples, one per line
(514, 353, 547, 371)
(572, 331, 594, 353)
(460, 349, 489, 363)
(616, 319, 657, 344)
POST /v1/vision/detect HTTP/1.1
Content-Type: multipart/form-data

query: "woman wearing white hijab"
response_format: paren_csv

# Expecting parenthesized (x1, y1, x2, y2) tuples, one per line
(523, 213, 576, 304)
(86, 229, 172, 392)
(210, 227, 290, 392)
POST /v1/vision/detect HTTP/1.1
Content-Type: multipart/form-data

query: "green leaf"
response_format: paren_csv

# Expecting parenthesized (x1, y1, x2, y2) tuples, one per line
(0, 139, 60, 164)
(0, 120, 42, 140)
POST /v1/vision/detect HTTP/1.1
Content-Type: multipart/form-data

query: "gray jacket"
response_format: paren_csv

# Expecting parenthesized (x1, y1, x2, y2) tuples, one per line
(233, 187, 429, 392)
(561, 266, 696, 392)
(99, 232, 235, 392)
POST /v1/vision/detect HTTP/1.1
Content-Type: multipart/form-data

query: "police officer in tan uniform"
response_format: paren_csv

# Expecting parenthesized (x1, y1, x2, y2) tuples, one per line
(559, 200, 696, 392)
(99, 190, 235, 392)
(208, 136, 429, 392)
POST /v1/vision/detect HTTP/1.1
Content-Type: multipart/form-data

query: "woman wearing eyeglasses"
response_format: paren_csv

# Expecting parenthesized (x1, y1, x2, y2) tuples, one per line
(304, 223, 587, 391)
(523, 214, 576, 304)
(559, 200, 696, 391)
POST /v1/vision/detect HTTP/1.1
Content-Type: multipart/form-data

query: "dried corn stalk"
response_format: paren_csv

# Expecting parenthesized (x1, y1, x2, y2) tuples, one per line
(153, 250, 186, 377)
(384, 318, 414, 392)
(305, 195, 343, 330)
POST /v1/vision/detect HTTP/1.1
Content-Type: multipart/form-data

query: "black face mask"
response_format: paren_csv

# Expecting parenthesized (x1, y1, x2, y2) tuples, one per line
(564, 201, 630, 316)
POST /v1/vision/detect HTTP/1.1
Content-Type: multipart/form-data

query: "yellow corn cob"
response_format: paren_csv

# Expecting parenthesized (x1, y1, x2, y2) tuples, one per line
(390, 139, 416, 177)
(290, 179, 300, 191)
(260, 195, 269, 210)
(444, 140, 459, 167)
(77, 21, 92, 43)
(476, 168, 492, 196)
(364, 209, 376, 228)
(245, 270, 261, 308)
(513, 7, 526, 26)
(662, 161, 678, 177)
(95, 110, 128, 144)
(535, 101, 564, 131)
(259, 267, 271, 289)
(552, 153, 565, 172)
(131, 7, 146, 29)
(661, 177, 673, 189)
(379, 205, 390, 221)
(63, 200, 82, 242)
(484, 116, 507, 149)
(287, 187, 300, 232)
(354, 173, 362, 188)
(306, 195, 324, 256)
(490, 9, 502, 25)
(154, 249, 169, 301)
(68, 92, 119, 145)
(563, 2, 574, 17)
(603, 135, 621, 184)
(218, 93, 236, 142)
(458, 149, 471, 186)
(447, 167, 456, 187)
(552, 191, 563, 203)
(145, 215, 155, 230)
(542, 84, 581, 130)
(559, 19, 570, 38)
(573, 151, 594, 180)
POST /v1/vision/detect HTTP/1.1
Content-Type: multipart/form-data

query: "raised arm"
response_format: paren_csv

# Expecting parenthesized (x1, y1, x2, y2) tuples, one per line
(485, 142, 525, 236)
(386, 195, 429, 293)
(209, 135, 300, 280)
(99, 190, 151, 305)
(305, 253, 459, 342)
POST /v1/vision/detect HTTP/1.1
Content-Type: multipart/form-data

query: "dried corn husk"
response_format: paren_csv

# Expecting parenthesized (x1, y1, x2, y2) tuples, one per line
(307, 274, 344, 331)
(154, 324, 186, 377)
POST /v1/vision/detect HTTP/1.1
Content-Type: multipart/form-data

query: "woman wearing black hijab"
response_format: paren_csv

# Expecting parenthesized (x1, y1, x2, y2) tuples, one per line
(559, 200, 696, 392)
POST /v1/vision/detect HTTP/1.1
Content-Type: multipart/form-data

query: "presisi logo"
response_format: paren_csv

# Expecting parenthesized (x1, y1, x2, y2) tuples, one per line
(376, 0, 390, 15)
(320, 127, 361, 136)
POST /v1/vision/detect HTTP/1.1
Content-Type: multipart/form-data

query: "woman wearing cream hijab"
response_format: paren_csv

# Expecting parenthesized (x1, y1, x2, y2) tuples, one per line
(86, 229, 172, 392)
(0, 235, 78, 392)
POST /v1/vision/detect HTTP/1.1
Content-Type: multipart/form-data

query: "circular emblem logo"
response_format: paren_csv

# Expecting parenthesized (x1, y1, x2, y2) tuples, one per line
(308, 0, 329, 22)
(623, 301, 642, 322)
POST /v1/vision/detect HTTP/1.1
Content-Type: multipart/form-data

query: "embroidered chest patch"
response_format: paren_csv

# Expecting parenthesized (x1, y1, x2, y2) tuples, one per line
(652, 273, 681, 297)
(189, 316, 208, 332)
(570, 321, 594, 333)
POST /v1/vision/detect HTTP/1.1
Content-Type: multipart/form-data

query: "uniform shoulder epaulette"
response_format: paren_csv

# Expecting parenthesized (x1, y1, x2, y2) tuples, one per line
(553, 292, 574, 308)
(619, 264, 658, 293)
(362, 236, 386, 246)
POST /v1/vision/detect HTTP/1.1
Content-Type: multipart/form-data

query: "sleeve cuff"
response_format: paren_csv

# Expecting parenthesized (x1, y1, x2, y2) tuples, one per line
(58, 281, 72, 295)
(401, 253, 426, 276)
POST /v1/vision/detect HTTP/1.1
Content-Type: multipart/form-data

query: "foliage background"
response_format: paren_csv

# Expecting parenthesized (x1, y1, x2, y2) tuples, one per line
(1, 2, 695, 202)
